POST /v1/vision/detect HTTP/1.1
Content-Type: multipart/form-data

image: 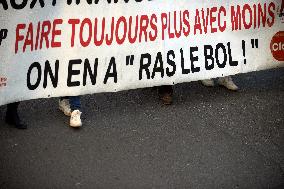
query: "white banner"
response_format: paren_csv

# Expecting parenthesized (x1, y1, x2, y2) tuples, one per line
(0, 0, 284, 106)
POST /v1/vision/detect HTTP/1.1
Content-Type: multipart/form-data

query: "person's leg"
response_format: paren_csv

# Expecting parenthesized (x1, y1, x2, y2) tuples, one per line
(217, 76, 239, 91)
(5, 102, 27, 129)
(60, 97, 68, 100)
(69, 96, 82, 127)
(158, 85, 173, 105)
(69, 96, 81, 111)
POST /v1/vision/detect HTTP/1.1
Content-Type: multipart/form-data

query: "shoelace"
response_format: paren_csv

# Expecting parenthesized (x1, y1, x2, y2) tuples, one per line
(71, 112, 80, 121)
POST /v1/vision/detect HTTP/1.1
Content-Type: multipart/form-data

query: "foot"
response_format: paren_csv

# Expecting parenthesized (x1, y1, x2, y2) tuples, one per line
(159, 93, 173, 105)
(158, 86, 173, 105)
(70, 110, 82, 128)
(201, 79, 215, 87)
(59, 99, 71, 116)
(5, 111, 27, 129)
(217, 76, 239, 91)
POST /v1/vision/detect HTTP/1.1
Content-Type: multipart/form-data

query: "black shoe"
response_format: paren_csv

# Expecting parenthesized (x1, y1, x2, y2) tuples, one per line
(5, 110, 27, 129)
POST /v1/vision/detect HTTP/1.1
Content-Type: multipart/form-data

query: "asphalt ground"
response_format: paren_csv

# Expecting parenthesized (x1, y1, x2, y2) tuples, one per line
(0, 68, 284, 189)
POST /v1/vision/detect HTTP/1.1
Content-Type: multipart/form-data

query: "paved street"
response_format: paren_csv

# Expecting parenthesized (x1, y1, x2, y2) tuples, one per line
(0, 68, 284, 189)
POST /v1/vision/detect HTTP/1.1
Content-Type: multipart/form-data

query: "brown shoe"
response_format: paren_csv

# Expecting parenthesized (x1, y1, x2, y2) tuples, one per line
(159, 93, 173, 105)
(158, 85, 173, 105)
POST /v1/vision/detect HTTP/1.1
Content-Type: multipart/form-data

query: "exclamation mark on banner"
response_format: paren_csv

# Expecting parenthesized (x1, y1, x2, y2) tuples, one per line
(242, 40, 247, 65)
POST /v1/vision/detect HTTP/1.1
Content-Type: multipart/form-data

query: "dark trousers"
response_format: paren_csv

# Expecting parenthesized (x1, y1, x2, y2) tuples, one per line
(7, 102, 20, 112)
(60, 96, 81, 111)
(158, 85, 173, 95)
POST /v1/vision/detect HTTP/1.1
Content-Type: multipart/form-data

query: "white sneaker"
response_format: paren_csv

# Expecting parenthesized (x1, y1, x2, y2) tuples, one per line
(218, 76, 239, 91)
(201, 79, 215, 87)
(70, 110, 82, 128)
(59, 99, 71, 116)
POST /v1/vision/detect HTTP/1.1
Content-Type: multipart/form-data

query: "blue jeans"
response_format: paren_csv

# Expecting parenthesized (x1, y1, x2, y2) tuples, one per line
(60, 96, 81, 111)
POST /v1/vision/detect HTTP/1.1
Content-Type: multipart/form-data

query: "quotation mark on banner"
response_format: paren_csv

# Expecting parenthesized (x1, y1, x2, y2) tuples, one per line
(251, 39, 259, 49)
(242, 39, 259, 65)
(126, 55, 135, 66)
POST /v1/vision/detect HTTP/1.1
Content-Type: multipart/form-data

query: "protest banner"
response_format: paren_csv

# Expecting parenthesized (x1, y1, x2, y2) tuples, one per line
(0, 0, 283, 106)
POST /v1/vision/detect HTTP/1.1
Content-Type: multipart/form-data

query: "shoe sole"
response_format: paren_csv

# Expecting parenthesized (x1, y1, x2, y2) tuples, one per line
(218, 83, 239, 91)
(70, 124, 82, 128)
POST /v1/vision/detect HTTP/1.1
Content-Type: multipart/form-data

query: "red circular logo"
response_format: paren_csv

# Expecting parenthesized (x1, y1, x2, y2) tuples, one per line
(270, 31, 284, 61)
